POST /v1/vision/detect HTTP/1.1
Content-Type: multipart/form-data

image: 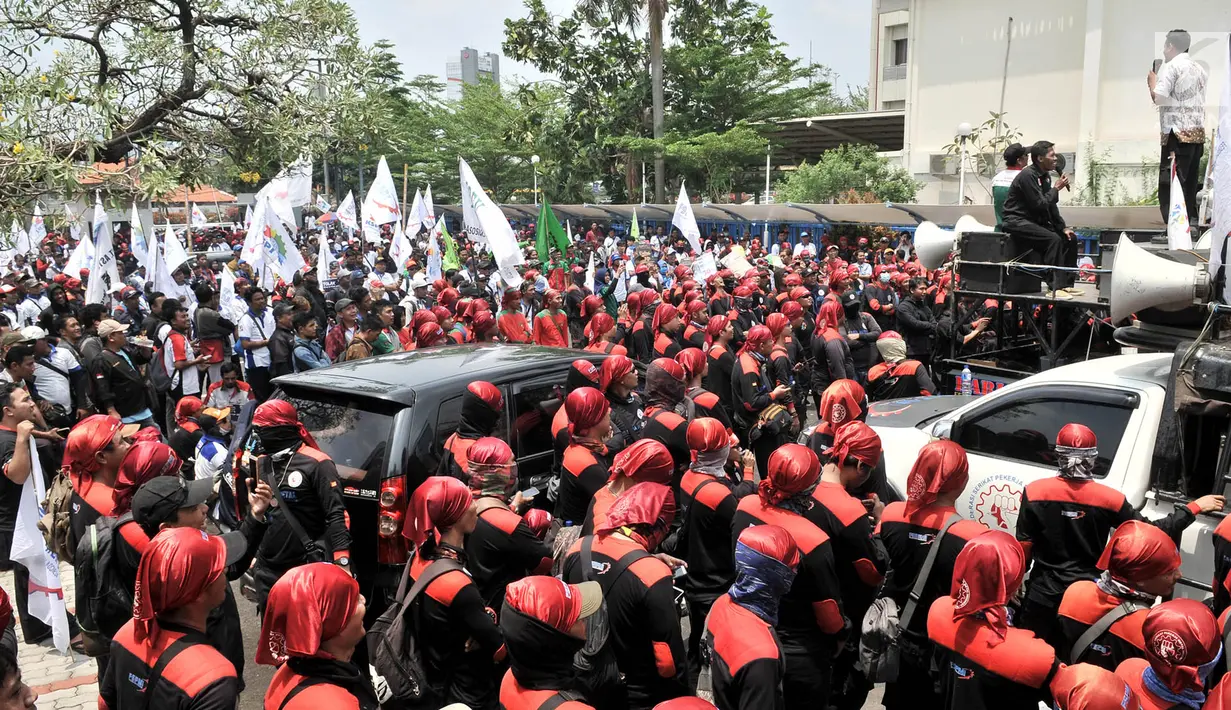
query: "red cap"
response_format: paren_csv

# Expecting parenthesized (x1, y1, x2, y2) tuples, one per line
(950, 531, 1025, 644)
(1142, 599, 1221, 694)
(827, 420, 882, 469)
(904, 440, 969, 517)
(1097, 520, 1180, 585)
(737, 524, 801, 571)
(686, 417, 729, 453)
(759, 444, 820, 505)
(403, 476, 473, 546)
(1050, 664, 1140, 710)
(609, 439, 674, 484)
(467, 381, 504, 411)
(675, 348, 706, 380)
(566, 387, 610, 436)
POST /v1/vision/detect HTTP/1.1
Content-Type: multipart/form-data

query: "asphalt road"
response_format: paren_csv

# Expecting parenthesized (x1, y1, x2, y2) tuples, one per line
(234, 579, 275, 710)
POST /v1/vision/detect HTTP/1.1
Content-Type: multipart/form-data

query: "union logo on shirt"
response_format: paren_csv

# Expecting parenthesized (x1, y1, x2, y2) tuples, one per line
(950, 661, 974, 680)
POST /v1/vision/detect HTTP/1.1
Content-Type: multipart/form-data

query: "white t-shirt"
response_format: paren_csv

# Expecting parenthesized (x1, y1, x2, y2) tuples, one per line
(794, 242, 818, 259)
(162, 329, 201, 396)
(238, 309, 276, 369)
(33, 345, 81, 411)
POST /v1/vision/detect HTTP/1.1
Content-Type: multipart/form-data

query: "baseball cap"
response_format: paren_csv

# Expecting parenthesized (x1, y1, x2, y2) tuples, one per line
(20, 326, 47, 341)
(0, 285, 15, 295)
(410, 274, 430, 289)
(131, 476, 243, 558)
(22, 278, 42, 289)
(120, 286, 140, 300)
(0, 331, 31, 348)
(334, 298, 355, 312)
(97, 319, 127, 338)
(273, 303, 294, 319)
(201, 406, 231, 422)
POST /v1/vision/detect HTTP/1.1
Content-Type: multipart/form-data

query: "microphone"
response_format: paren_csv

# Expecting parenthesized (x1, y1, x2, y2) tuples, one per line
(1054, 152, 1071, 191)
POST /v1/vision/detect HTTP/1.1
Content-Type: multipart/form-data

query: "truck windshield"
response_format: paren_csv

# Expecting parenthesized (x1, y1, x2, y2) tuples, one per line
(279, 392, 400, 484)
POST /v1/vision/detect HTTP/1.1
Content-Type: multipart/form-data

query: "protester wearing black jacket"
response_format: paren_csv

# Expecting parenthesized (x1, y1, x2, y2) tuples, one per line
(267, 304, 296, 379)
(894, 279, 938, 368)
(1001, 141, 1079, 290)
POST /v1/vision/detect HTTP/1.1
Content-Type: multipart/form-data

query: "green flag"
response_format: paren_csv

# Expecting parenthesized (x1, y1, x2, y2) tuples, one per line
(535, 200, 570, 263)
(631, 207, 640, 242)
(442, 220, 461, 271)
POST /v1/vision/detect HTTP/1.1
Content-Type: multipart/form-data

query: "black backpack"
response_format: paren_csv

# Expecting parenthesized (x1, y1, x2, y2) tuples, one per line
(367, 557, 462, 705)
(74, 513, 136, 657)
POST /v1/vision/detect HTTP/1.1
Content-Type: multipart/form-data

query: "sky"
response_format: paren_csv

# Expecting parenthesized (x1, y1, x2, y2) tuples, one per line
(343, 0, 873, 98)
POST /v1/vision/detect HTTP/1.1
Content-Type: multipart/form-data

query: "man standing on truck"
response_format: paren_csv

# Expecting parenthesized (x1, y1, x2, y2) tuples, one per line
(246, 400, 352, 614)
(1015, 422, 1224, 648)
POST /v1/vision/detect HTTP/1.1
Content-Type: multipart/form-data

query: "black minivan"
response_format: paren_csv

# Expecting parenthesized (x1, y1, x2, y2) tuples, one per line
(270, 344, 619, 614)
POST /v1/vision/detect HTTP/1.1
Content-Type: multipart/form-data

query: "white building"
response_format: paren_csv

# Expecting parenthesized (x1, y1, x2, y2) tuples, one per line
(870, 0, 1231, 206)
(446, 47, 501, 102)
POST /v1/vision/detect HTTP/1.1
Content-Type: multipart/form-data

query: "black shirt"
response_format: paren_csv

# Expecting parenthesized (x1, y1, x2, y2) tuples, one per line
(0, 428, 23, 538)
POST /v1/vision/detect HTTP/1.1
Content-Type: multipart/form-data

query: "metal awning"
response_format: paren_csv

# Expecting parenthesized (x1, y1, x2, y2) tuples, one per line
(434, 203, 1167, 231)
(768, 111, 906, 165)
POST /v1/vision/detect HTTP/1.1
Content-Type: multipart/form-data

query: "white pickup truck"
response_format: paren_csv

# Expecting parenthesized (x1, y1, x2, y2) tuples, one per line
(868, 352, 1224, 598)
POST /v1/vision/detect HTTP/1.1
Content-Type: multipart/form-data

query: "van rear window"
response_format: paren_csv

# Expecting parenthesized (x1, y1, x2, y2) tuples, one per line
(279, 393, 399, 484)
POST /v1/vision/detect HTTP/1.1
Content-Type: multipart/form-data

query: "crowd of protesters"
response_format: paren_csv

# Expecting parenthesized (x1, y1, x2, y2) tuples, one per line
(0, 212, 1217, 710)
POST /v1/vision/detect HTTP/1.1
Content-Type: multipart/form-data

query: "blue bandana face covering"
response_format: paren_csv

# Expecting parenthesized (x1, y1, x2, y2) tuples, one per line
(728, 542, 798, 625)
(1142, 644, 1223, 710)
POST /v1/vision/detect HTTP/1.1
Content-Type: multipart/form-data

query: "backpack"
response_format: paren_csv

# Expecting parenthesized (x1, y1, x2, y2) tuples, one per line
(37, 471, 76, 564)
(860, 514, 959, 683)
(148, 346, 173, 394)
(74, 513, 136, 657)
(367, 557, 463, 705)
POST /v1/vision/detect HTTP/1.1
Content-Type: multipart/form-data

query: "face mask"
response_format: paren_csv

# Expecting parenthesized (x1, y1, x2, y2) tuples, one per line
(879, 273, 891, 284)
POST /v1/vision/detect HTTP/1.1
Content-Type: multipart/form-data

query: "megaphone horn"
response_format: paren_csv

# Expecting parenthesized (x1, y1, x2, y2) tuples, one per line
(954, 214, 995, 236)
(1110, 234, 1209, 323)
(915, 221, 956, 271)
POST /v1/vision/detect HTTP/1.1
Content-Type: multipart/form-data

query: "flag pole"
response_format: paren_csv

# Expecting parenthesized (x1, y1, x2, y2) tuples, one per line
(402, 164, 409, 216)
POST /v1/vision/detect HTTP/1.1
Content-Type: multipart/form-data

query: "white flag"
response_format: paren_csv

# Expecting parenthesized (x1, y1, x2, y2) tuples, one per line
(219, 264, 240, 322)
(1167, 157, 1193, 250)
(190, 203, 208, 226)
(28, 204, 46, 246)
(0, 222, 15, 272)
(150, 229, 173, 298)
(390, 219, 414, 273)
(13, 218, 31, 256)
(423, 185, 436, 231)
(252, 197, 306, 283)
(315, 194, 332, 213)
(244, 204, 253, 230)
(259, 155, 314, 208)
(64, 228, 95, 279)
(1212, 35, 1231, 303)
(65, 204, 83, 243)
(163, 223, 191, 273)
(459, 157, 522, 285)
(406, 189, 425, 235)
(129, 202, 150, 273)
(10, 437, 71, 653)
(86, 196, 120, 304)
(672, 182, 703, 254)
(614, 269, 628, 302)
(240, 198, 270, 270)
(316, 233, 330, 285)
(427, 217, 444, 281)
(362, 156, 400, 244)
(337, 190, 358, 231)
(585, 251, 596, 294)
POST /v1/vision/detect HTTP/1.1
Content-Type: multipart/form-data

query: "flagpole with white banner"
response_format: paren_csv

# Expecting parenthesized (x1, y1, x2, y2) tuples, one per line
(422, 185, 436, 232)
(362, 157, 400, 245)
(1167, 154, 1193, 250)
(459, 157, 523, 286)
(85, 195, 120, 304)
(427, 217, 444, 281)
(672, 183, 703, 254)
(28, 204, 46, 250)
(10, 436, 72, 654)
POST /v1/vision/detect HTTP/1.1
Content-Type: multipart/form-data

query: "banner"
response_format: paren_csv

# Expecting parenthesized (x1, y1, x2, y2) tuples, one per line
(585, 251, 596, 294)
(720, 244, 754, 277)
(190, 203, 208, 226)
(390, 220, 413, 273)
(64, 204, 82, 243)
(129, 202, 150, 274)
(692, 252, 718, 283)
(13, 218, 30, 256)
(534, 200, 570, 263)
(315, 194, 331, 213)
(10, 437, 71, 653)
(64, 228, 94, 278)
(1167, 156, 1193, 250)
(244, 197, 304, 283)
(150, 227, 173, 298)
(427, 217, 444, 281)
(671, 182, 703, 254)
(460, 156, 522, 285)
(631, 207, 640, 242)
(316, 231, 330, 286)
(85, 196, 120, 304)
(1212, 35, 1231, 303)
(337, 190, 358, 231)
(28, 204, 46, 247)
(406, 189, 425, 235)
(441, 219, 461, 272)
(163, 224, 191, 273)
(258, 155, 313, 227)
(362, 156, 400, 243)
(422, 185, 436, 232)
(219, 263, 241, 322)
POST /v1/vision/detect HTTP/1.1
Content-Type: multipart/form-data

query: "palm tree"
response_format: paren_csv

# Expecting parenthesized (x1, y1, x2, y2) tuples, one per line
(577, 0, 727, 204)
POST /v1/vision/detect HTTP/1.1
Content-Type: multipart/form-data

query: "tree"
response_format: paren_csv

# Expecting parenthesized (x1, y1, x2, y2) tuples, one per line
(0, 0, 395, 216)
(575, 0, 731, 204)
(776, 144, 920, 204)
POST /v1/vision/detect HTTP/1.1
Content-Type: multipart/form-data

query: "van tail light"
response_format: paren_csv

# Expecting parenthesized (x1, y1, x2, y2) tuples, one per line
(377, 477, 408, 564)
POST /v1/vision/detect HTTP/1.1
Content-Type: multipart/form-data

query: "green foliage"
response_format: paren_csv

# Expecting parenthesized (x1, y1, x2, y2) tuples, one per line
(776, 144, 920, 204)
(1070, 142, 1160, 207)
(505, 0, 848, 203)
(0, 0, 395, 217)
(942, 112, 1023, 177)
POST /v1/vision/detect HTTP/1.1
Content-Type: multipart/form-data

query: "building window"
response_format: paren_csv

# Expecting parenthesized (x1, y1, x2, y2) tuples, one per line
(893, 38, 908, 66)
